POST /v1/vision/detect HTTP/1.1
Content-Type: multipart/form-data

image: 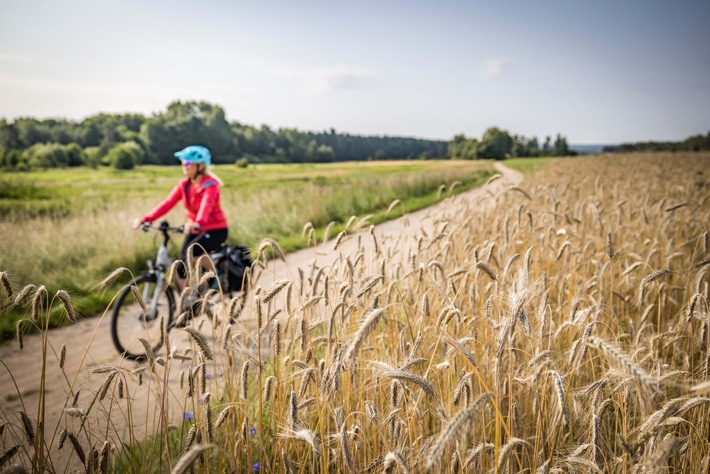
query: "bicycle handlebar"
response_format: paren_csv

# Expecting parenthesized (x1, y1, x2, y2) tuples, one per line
(141, 220, 185, 234)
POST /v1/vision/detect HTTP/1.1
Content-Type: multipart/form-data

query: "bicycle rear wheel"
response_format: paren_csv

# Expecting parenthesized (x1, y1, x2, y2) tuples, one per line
(111, 273, 175, 361)
(213, 257, 249, 317)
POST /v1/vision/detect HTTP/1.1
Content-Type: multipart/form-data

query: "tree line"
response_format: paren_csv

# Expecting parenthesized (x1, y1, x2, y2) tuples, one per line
(0, 101, 448, 171)
(0, 99, 588, 171)
(448, 127, 574, 160)
(602, 132, 710, 153)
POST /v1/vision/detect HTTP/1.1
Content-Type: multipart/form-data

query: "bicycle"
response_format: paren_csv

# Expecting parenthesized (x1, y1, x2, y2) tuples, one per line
(110, 220, 250, 361)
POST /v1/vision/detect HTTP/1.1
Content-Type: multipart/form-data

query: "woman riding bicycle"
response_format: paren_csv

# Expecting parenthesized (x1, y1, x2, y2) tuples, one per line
(133, 145, 228, 290)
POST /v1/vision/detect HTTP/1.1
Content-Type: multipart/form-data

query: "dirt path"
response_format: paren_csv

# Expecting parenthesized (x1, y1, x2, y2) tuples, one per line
(0, 162, 523, 472)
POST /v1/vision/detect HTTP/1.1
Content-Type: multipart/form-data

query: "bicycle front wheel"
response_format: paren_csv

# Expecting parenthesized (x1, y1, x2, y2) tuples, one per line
(111, 273, 175, 361)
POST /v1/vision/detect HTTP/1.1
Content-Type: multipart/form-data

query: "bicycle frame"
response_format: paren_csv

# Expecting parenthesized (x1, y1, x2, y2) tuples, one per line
(139, 221, 237, 317)
(115, 220, 248, 359)
(141, 221, 180, 321)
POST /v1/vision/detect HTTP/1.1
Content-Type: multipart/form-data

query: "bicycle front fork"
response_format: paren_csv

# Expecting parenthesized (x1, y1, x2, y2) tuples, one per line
(142, 272, 165, 322)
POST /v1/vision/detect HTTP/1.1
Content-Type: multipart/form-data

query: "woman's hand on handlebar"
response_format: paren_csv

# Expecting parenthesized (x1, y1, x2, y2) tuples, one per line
(183, 221, 202, 235)
(132, 218, 145, 230)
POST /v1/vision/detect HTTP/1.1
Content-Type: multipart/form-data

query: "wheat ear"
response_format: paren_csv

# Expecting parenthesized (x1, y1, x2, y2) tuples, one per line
(184, 327, 214, 360)
(344, 308, 385, 364)
(425, 393, 491, 469)
(19, 412, 35, 444)
(586, 336, 661, 394)
(0, 271, 12, 300)
(171, 444, 215, 474)
(476, 261, 498, 281)
(497, 437, 532, 472)
(370, 360, 436, 398)
(52, 289, 76, 322)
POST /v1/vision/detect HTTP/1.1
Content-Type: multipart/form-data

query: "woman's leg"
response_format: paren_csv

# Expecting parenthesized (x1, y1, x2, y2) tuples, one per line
(180, 229, 229, 282)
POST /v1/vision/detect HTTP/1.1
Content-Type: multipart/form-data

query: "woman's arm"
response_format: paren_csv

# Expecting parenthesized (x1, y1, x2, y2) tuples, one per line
(142, 181, 184, 223)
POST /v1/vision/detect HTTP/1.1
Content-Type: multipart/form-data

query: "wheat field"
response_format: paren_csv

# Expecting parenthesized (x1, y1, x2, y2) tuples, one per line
(1, 152, 709, 473)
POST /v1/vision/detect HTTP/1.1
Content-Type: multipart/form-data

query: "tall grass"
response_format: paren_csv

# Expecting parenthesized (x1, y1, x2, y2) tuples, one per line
(1, 152, 709, 472)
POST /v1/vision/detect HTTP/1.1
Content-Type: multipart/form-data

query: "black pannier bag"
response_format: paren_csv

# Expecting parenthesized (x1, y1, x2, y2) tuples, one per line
(227, 245, 253, 291)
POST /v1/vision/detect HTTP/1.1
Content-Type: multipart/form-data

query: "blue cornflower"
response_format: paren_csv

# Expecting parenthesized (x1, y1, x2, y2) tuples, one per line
(249, 426, 257, 435)
(184, 412, 195, 420)
(252, 462, 260, 472)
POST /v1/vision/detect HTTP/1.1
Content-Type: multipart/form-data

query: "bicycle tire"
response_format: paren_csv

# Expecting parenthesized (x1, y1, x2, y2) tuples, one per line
(111, 273, 175, 361)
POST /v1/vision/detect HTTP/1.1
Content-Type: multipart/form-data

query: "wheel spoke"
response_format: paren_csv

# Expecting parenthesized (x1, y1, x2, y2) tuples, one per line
(111, 274, 174, 360)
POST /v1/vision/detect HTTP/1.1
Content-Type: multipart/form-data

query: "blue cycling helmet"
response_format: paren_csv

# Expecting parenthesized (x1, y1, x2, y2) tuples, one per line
(174, 145, 212, 166)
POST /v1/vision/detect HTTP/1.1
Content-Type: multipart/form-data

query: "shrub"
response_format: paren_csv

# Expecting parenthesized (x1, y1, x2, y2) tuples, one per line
(106, 141, 144, 170)
(84, 147, 102, 169)
(24, 143, 68, 169)
(65, 143, 86, 167)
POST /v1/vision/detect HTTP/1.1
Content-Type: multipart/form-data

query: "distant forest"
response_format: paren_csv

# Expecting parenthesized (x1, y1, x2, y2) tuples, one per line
(4, 99, 703, 171)
(603, 132, 710, 153)
(0, 101, 449, 171)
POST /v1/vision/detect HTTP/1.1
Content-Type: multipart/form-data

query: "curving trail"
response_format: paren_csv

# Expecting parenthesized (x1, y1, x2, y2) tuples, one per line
(0, 162, 523, 471)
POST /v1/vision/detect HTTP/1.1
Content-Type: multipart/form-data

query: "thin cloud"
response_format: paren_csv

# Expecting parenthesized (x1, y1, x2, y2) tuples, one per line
(481, 58, 511, 79)
(302, 66, 384, 94)
(0, 53, 34, 63)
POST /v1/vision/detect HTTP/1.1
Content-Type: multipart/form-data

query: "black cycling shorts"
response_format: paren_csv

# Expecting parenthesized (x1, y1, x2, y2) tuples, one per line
(178, 228, 228, 277)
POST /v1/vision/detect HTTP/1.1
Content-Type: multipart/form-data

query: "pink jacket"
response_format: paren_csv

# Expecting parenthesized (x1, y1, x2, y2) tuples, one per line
(142, 176, 228, 231)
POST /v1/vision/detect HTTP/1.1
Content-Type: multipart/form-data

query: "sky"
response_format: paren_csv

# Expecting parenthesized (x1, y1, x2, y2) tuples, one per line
(1, 0, 709, 145)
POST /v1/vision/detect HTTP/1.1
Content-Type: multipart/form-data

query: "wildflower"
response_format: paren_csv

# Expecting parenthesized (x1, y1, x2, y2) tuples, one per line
(250, 426, 257, 436)
(252, 462, 260, 472)
(184, 412, 195, 420)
